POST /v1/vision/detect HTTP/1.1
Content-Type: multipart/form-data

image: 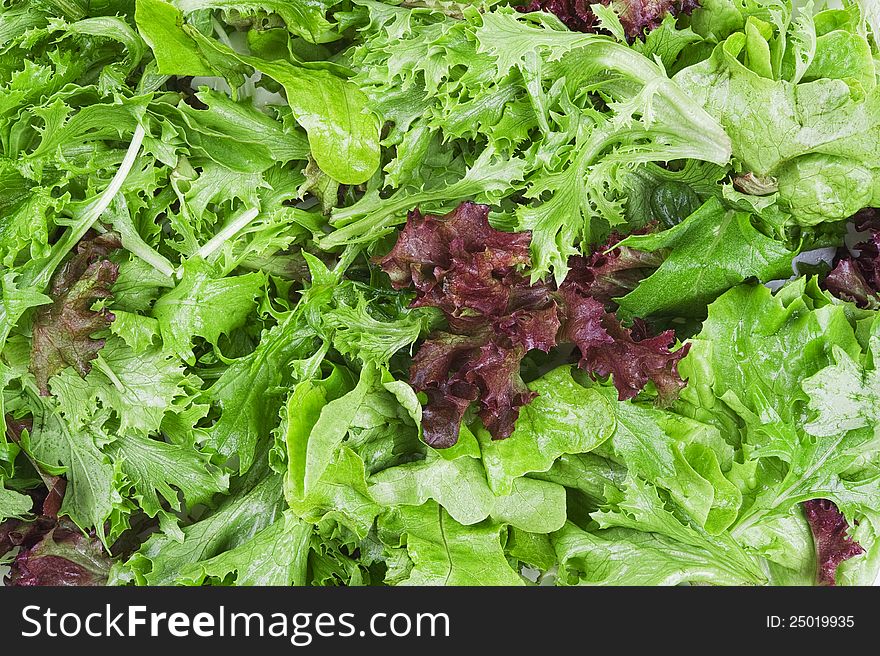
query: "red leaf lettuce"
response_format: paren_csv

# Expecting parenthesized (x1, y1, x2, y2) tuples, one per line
(802, 499, 865, 586)
(29, 232, 122, 394)
(825, 209, 880, 309)
(378, 203, 686, 447)
(517, 0, 700, 39)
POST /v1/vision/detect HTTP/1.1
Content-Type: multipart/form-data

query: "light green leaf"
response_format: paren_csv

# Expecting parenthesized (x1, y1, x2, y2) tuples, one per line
(323, 148, 528, 248)
(567, 475, 765, 585)
(25, 398, 118, 542)
(123, 467, 285, 585)
(368, 453, 567, 532)
(675, 34, 880, 224)
(554, 522, 763, 586)
(234, 54, 380, 185)
(108, 432, 229, 533)
(680, 280, 861, 427)
(378, 502, 524, 586)
(0, 483, 32, 521)
(0, 272, 51, 349)
(802, 342, 880, 438)
(207, 315, 318, 472)
(178, 511, 312, 585)
(600, 388, 740, 532)
(617, 197, 796, 318)
(300, 363, 378, 498)
(135, 0, 214, 76)
(324, 298, 427, 366)
(506, 528, 557, 571)
(477, 366, 616, 495)
(88, 338, 190, 435)
(135, 0, 379, 183)
(152, 258, 263, 364)
(277, 364, 354, 498)
(109, 310, 160, 352)
(288, 446, 380, 544)
(173, 0, 334, 43)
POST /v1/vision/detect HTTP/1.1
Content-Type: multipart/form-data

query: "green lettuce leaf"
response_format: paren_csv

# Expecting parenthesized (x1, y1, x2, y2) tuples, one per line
(22, 397, 118, 543)
(802, 337, 880, 438)
(0, 482, 32, 521)
(172, 0, 335, 43)
(598, 385, 741, 534)
(554, 523, 764, 585)
(207, 314, 318, 472)
(152, 259, 264, 364)
(108, 432, 229, 540)
(287, 445, 380, 544)
(121, 465, 285, 585)
(377, 501, 525, 586)
(477, 366, 616, 494)
(134, 0, 380, 184)
(554, 475, 765, 585)
(368, 452, 567, 533)
(680, 279, 861, 427)
(676, 29, 880, 224)
(51, 337, 191, 436)
(178, 511, 312, 585)
(617, 197, 797, 318)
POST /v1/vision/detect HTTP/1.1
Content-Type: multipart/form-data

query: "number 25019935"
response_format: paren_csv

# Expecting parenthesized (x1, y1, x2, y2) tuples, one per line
(766, 616, 855, 629)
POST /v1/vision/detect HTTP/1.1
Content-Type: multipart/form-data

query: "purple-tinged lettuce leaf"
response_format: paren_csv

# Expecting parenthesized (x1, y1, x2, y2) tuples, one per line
(41, 477, 67, 520)
(613, 0, 700, 38)
(0, 472, 108, 587)
(557, 289, 614, 352)
(377, 202, 531, 292)
(464, 342, 536, 441)
(558, 286, 689, 403)
(562, 230, 662, 308)
(29, 232, 121, 394)
(385, 202, 688, 446)
(411, 331, 533, 447)
(802, 499, 865, 586)
(421, 386, 476, 449)
(381, 204, 545, 446)
(825, 210, 880, 309)
(825, 258, 880, 309)
(1, 516, 53, 561)
(410, 331, 490, 392)
(517, 0, 599, 33)
(495, 298, 560, 353)
(378, 202, 531, 331)
(4, 518, 110, 587)
(852, 208, 880, 232)
(853, 232, 880, 289)
(517, 0, 700, 38)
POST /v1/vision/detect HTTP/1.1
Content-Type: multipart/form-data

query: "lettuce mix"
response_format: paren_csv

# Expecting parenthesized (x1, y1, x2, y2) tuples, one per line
(0, 0, 878, 587)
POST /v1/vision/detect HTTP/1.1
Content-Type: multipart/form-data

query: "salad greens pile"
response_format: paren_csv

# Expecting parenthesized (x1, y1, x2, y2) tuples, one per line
(1, 0, 879, 587)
